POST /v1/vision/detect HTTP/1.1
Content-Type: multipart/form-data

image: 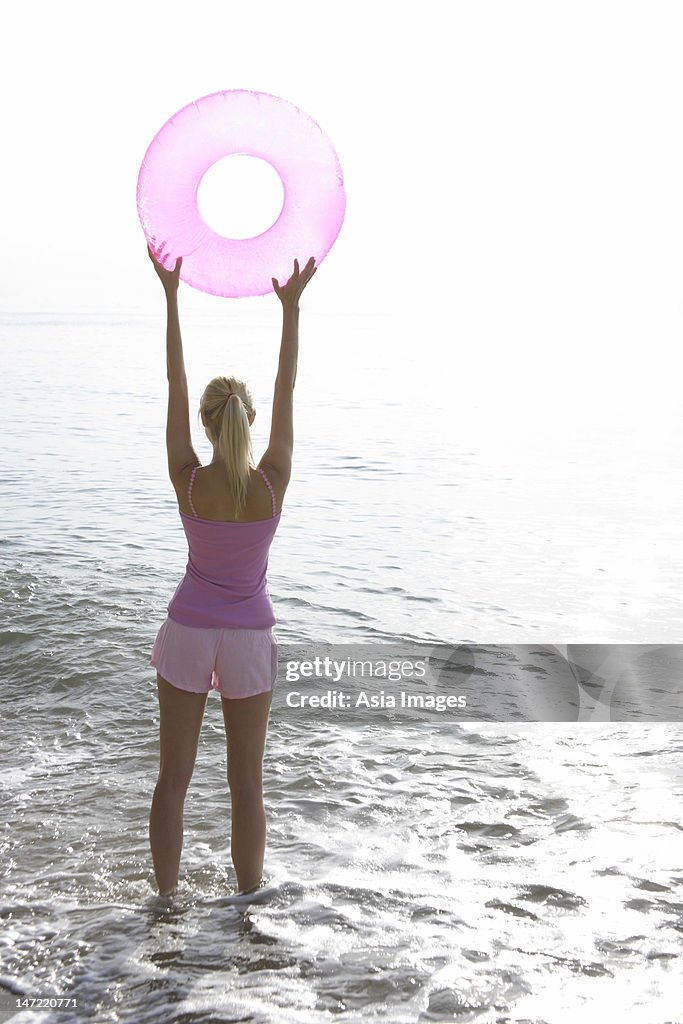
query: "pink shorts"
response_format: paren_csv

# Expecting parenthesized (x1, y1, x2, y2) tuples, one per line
(150, 618, 278, 699)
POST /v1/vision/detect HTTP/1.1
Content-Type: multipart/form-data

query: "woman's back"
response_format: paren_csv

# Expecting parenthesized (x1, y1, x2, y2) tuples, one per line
(167, 463, 283, 629)
(175, 461, 285, 522)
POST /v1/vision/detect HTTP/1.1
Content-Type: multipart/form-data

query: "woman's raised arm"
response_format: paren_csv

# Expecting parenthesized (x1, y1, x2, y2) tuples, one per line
(262, 258, 317, 483)
(147, 244, 199, 479)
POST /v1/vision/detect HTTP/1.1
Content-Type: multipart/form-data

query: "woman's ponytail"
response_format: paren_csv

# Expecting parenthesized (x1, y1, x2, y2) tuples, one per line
(199, 376, 255, 515)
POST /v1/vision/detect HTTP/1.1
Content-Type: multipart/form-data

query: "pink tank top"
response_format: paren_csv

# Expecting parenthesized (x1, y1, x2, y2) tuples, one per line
(167, 466, 281, 629)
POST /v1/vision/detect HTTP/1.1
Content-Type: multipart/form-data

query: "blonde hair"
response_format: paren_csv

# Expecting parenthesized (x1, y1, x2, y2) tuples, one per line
(199, 376, 255, 514)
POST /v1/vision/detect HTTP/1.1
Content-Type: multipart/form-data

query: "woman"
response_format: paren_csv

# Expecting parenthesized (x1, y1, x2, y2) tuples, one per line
(146, 245, 317, 897)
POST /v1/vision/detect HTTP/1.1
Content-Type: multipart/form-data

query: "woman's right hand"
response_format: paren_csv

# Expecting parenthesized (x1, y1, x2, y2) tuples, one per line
(272, 257, 317, 307)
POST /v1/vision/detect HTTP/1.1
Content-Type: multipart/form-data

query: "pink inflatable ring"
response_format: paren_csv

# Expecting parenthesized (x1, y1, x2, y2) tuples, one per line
(136, 89, 346, 298)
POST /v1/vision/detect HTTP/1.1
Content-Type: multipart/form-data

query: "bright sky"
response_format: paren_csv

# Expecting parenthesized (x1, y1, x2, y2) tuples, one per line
(2, 0, 683, 421)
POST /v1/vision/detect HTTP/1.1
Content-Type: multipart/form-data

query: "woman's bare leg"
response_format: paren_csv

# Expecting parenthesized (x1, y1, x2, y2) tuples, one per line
(221, 689, 273, 892)
(149, 674, 208, 895)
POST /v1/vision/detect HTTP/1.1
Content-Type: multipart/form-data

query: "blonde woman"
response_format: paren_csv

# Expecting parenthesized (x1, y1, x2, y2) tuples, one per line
(146, 246, 317, 897)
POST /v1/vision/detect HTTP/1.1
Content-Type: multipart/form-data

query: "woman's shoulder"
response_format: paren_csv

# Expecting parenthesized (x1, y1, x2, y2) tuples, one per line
(171, 460, 202, 516)
(256, 458, 289, 491)
(170, 460, 202, 493)
(172, 460, 285, 520)
(256, 460, 288, 516)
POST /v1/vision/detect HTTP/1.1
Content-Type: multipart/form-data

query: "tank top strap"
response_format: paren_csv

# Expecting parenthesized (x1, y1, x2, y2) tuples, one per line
(187, 465, 199, 517)
(257, 467, 277, 517)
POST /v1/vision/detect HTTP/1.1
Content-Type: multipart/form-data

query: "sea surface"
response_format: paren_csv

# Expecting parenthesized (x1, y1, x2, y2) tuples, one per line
(1, 313, 682, 1023)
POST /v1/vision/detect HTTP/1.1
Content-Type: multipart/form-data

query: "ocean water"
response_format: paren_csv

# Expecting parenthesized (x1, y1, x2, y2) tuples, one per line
(1, 313, 682, 1023)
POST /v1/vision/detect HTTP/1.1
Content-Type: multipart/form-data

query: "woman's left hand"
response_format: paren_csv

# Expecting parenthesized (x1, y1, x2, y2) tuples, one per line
(148, 243, 182, 294)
